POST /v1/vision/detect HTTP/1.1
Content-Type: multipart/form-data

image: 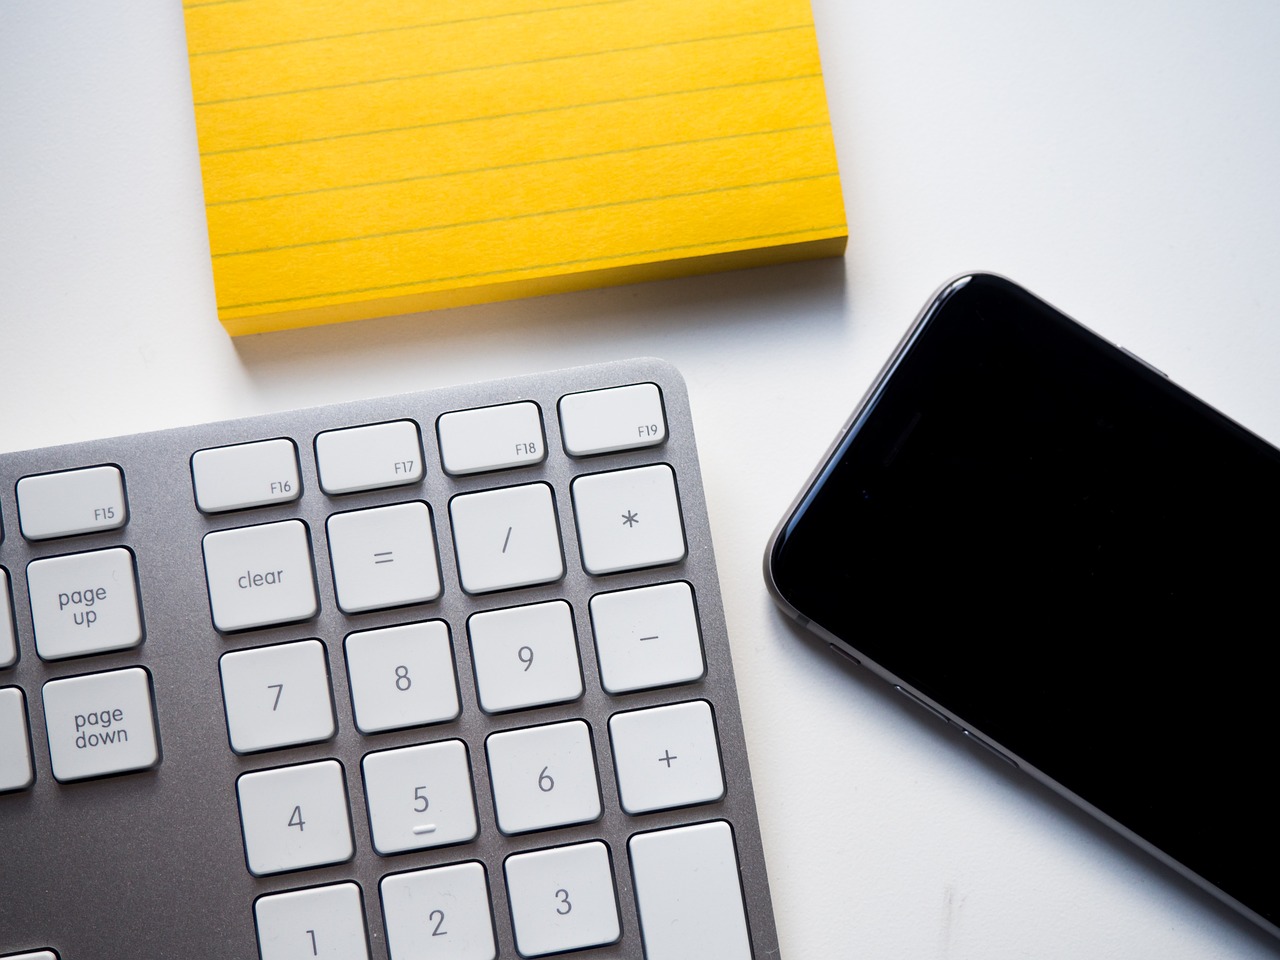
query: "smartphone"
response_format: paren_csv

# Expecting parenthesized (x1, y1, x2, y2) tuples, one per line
(765, 273, 1280, 939)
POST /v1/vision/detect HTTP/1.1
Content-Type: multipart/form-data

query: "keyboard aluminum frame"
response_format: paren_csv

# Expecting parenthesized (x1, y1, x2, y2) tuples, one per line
(0, 358, 779, 960)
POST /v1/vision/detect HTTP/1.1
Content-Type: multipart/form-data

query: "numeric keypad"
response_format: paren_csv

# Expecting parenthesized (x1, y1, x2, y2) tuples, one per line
(0, 361, 775, 960)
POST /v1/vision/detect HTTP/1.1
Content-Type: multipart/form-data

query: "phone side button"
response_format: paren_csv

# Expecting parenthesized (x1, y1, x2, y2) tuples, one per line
(893, 685, 950, 726)
(961, 730, 1019, 768)
(827, 643, 861, 666)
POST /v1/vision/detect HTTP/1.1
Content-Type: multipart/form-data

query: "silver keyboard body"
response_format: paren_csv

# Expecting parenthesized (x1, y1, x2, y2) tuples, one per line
(0, 358, 779, 960)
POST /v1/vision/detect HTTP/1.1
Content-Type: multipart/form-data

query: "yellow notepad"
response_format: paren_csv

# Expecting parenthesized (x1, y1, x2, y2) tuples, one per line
(185, 0, 847, 335)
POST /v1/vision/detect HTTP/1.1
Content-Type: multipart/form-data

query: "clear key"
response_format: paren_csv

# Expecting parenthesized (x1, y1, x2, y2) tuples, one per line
(203, 520, 318, 632)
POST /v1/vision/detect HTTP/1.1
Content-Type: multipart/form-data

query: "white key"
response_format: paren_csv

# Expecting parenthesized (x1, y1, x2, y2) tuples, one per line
(382, 861, 497, 960)
(42, 667, 159, 782)
(504, 841, 620, 957)
(438, 401, 546, 475)
(570, 465, 685, 575)
(0, 686, 34, 792)
(315, 420, 424, 494)
(629, 821, 751, 960)
(192, 438, 301, 513)
(237, 759, 354, 876)
(255, 882, 370, 960)
(468, 601, 582, 713)
(17, 465, 127, 540)
(608, 701, 724, 815)
(589, 582, 704, 693)
(203, 520, 318, 632)
(362, 740, 478, 855)
(486, 720, 600, 834)
(4, 953, 58, 960)
(558, 382, 667, 456)
(344, 621, 459, 733)
(450, 484, 564, 594)
(327, 502, 441, 614)
(1, 567, 17, 668)
(220, 639, 335, 754)
(27, 547, 143, 661)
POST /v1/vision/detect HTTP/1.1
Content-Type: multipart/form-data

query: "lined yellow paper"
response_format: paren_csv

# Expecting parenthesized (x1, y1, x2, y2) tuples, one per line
(185, 0, 847, 335)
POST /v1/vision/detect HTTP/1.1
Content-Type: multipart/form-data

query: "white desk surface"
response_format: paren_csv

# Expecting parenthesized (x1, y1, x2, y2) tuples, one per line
(3, 2, 1279, 956)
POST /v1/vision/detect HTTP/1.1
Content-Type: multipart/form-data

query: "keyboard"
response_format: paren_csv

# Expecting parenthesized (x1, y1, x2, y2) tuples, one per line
(0, 359, 779, 960)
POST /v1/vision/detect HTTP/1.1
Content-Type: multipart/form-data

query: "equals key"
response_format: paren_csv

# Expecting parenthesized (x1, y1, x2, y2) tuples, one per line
(326, 502, 442, 615)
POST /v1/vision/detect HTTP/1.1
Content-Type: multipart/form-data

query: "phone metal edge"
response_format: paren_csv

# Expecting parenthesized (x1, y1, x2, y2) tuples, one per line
(762, 273, 1280, 945)
(762, 271, 975, 619)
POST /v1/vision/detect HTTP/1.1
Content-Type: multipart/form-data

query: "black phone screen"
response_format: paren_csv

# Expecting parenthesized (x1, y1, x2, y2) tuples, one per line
(769, 274, 1280, 929)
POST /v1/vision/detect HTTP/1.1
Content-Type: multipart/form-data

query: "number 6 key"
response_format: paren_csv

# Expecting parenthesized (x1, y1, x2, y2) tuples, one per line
(484, 720, 601, 834)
